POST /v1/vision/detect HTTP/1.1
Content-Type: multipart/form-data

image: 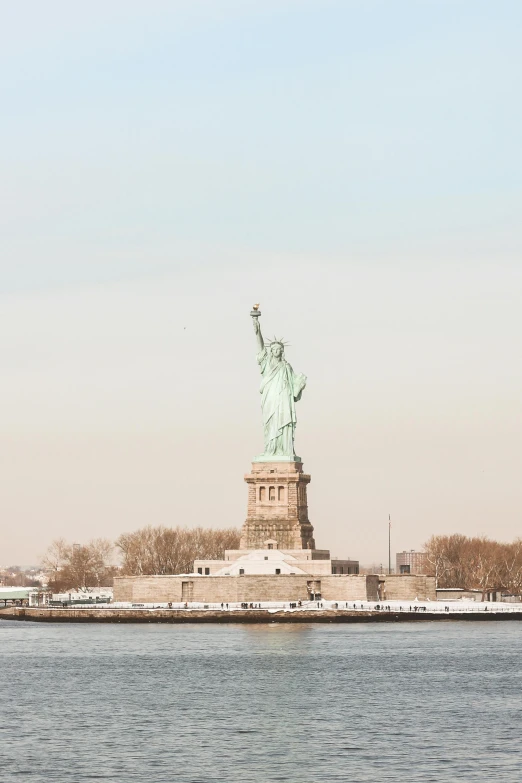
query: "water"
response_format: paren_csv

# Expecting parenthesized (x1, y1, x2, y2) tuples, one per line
(1, 620, 521, 782)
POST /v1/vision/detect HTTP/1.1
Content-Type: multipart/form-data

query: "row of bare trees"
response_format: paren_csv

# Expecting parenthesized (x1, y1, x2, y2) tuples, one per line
(116, 525, 241, 576)
(425, 535, 522, 598)
(42, 528, 522, 597)
(42, 526, 241, 591)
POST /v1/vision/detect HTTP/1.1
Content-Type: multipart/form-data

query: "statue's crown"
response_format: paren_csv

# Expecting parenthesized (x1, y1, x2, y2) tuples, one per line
(267, 336, 289, 348)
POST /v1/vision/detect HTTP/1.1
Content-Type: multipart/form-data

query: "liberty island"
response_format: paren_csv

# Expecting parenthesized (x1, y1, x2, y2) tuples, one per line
(3, 306, 516, 617)
(0, 305, 438, 611)
(108, 305, 434, 603)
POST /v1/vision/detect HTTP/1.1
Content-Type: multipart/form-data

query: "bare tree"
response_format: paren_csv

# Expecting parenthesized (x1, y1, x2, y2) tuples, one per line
(465, 537, 502, 600)
(499, 539, 522, 597)
(42, 538, 116, 592)
(425, 535, 452, 586)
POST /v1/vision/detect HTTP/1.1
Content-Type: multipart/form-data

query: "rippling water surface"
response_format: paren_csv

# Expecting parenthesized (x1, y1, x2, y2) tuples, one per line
(1, 620, 521, 782)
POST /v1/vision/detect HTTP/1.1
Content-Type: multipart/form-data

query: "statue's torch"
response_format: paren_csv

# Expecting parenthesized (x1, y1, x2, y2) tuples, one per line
(250, 303, 261, 322)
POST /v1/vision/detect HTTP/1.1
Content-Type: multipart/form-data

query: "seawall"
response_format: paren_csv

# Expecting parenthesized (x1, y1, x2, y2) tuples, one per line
(2, 607, 522, 624)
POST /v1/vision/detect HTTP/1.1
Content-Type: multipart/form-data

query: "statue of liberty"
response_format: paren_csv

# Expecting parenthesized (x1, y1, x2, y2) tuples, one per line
(251, 307, 307, 461)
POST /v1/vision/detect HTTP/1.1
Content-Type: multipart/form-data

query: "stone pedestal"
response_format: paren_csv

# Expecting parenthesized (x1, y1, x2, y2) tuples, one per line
(240, 461, 316, 550)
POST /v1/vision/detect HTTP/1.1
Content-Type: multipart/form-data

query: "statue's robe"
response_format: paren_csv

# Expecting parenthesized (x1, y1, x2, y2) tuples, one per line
(257, 347, 306, 457)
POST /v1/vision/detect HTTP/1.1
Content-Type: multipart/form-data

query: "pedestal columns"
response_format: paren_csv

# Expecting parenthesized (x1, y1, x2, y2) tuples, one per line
(240, 461, 316, 550)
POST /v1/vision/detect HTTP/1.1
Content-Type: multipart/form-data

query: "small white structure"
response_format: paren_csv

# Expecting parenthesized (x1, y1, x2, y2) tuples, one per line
(52, 588, 113, 603)
(194, 548, 332, 577)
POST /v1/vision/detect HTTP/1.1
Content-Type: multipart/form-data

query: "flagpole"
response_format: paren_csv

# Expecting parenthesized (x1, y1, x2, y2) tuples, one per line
(388, 514, 391, 575)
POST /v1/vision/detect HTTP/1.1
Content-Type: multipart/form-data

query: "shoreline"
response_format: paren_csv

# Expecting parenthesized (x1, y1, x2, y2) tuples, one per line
(2, 607, 522, 623)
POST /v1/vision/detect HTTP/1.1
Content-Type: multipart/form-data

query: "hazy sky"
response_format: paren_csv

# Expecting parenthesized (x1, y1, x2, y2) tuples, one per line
(1, 1, 521, 566)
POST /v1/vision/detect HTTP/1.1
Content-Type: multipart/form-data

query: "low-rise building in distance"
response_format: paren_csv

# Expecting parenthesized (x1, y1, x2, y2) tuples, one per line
(396, 550, 430, 575)
(50, 588, 113, 605)
(331, 558, 359, 575)
(0, 587, 49, 606)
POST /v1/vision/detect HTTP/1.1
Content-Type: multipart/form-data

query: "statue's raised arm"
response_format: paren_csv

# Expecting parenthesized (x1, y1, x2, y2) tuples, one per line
(252, 314, 264, 352)
(249, 305, 306, 462)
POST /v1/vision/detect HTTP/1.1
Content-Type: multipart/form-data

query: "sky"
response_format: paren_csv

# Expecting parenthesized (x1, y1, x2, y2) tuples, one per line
(1, 0, 521, 566)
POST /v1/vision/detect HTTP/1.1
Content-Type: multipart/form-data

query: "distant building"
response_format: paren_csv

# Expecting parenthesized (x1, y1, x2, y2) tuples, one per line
(331, 558, 359, 575)
(0, 587, 49, 606)
(396, 551, 430, 575)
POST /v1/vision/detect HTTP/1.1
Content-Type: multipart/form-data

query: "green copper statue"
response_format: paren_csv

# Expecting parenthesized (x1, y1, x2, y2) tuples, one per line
(251, 305, 307, 462)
